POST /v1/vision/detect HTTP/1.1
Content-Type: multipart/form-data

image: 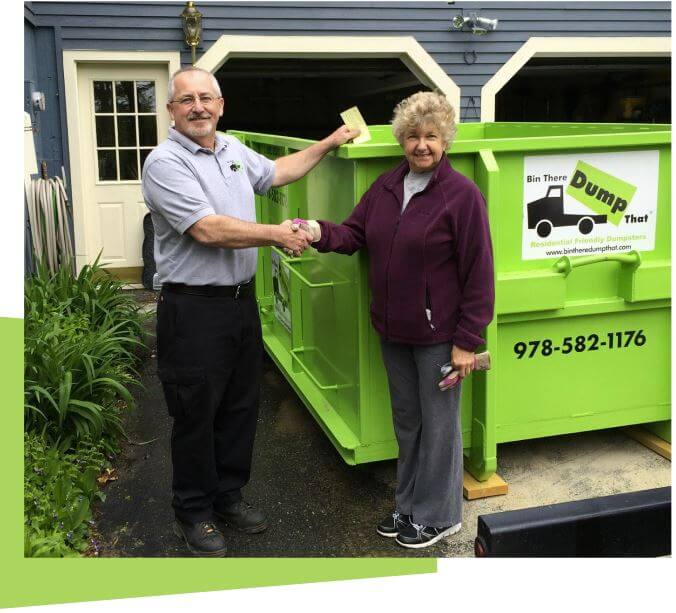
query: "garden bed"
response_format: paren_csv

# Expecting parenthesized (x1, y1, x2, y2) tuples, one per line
(24, 260, 148, 557)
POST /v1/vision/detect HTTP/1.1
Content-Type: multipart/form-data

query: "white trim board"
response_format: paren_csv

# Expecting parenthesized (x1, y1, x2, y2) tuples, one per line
(481, 37, 671, 122)
(196, 35, 461, 118)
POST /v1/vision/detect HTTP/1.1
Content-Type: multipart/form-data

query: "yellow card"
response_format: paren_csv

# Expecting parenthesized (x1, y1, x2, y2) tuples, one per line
(339, 106, 371, 144)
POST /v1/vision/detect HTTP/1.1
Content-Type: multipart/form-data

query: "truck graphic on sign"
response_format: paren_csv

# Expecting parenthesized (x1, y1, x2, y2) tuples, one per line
(527, 185, 608, 238)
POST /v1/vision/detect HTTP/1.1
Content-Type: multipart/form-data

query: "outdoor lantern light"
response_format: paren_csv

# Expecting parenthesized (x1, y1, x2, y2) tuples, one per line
(451, 13, 498, 35)
(181, 1, 202, 65)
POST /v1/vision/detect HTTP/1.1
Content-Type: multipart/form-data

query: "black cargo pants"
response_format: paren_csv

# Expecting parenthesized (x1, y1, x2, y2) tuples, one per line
(156, 286, 262, 524)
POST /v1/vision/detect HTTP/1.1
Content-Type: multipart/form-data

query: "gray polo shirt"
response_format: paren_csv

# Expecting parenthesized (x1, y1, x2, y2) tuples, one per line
(142, 127, 275, 285)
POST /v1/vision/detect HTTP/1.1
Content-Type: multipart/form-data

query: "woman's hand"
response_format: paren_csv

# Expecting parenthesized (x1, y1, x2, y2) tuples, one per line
(304, 220, 321, 242)
(451, 345, 475, 379)
(291, 219, 321, 242)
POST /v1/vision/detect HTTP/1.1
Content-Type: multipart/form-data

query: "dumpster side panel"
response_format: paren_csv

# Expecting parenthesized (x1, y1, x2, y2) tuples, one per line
(237, 125, 670, 476)
(497, 308, 670, 443)
(491, 141, 671, 452)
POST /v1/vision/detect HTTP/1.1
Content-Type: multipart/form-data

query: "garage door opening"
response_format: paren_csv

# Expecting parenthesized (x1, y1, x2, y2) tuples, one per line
(215, 57, 428, 139)
(496, 56, 670, 123)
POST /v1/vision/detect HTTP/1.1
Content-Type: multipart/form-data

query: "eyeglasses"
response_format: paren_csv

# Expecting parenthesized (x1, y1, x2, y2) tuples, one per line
(170, 94, 221, 107)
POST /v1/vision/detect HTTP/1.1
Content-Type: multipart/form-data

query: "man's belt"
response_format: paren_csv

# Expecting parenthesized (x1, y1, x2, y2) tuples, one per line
(162, 280, 254, 299)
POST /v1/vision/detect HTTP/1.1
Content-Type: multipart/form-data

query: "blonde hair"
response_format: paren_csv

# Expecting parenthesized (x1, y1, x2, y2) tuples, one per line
(391, 91, 457, 146)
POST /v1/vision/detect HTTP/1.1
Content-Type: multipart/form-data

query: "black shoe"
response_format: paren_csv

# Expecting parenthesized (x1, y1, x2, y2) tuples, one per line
(376, 511, 412, 538)
(395, 521, 462, 549)
(214, 500, 268, 534)
(173, 520, 226, 557)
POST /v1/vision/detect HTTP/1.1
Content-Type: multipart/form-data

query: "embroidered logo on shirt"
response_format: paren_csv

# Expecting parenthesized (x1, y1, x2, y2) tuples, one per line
(228, 161, 243, 172)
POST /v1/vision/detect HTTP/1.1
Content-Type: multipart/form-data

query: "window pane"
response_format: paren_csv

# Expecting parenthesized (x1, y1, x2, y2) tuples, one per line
(119, 149, 138, 180)
(94, 81, 113, 113)
(117, 116, 137, 147)
(137, 81, 156, 112)
(97, 150, 117, 181)
(95, 116, 115, 147)
(140, 148, 153, 172)
(115, 81, 135, 112)
(138, 115, 158, 146)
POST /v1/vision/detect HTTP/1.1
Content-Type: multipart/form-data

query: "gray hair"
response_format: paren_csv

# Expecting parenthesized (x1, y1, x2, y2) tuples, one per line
(391, 91, 457, 147)
(167, 67, 222, 101)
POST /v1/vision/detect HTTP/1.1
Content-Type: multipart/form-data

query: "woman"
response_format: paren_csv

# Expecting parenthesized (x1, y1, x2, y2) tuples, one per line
(303, 91, 494, 548)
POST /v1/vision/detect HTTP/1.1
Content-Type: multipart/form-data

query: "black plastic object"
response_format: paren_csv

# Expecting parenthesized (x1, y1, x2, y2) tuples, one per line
(141, 213, 156, 291)
(475, 487, 671, 557)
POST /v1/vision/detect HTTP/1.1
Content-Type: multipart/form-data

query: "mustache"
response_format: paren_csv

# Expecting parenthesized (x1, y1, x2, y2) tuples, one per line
(187, 112, 212, 120)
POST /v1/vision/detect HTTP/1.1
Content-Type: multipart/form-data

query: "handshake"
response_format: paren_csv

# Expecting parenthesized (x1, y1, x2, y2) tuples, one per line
(277, 218, 321, 257)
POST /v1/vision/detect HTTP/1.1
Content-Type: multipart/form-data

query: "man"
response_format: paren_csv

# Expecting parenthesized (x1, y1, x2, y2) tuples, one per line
(142, 67, 358, 557)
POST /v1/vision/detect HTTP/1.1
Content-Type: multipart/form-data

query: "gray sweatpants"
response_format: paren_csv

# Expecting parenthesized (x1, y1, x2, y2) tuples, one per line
(380, 341, 463, 528)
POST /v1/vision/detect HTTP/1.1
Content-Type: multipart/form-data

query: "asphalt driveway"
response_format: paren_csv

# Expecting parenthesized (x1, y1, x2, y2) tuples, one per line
(95, 294, 671, 558)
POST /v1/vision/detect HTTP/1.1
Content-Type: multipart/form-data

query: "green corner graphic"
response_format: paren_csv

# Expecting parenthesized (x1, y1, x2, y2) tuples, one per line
(1, 315, 434, 609)
(566, 160, 637, 226)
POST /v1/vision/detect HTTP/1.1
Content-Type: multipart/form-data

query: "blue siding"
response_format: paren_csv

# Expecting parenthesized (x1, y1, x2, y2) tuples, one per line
(28, 1, 672, 119)
(24, 20, 41, 164)
(24, 18, 66, 185)
(25, 8, 37, 275)
(25, 1, 671, 186)
(34, 27, 66, 181)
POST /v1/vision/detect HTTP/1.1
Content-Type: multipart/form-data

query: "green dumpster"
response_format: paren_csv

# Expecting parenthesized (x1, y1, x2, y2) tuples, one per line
(230, 123, 671, 480)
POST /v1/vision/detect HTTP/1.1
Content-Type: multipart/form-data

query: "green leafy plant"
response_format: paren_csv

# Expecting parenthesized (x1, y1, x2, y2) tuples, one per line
(24, 257, 147, 449)
(24, 433, 108, 557)
(24, 312, 138, 448)
(25, 256, 144, 340)
(24, 258, 148, 556)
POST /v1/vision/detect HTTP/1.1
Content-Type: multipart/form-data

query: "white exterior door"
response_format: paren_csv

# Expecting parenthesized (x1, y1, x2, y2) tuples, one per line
(75, 63, 170, 271)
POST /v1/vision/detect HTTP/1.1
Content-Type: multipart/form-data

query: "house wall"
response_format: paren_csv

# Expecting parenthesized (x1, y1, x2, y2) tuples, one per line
(24, 19, 38, 156)
(24, 1, 671, 188)
(25, 4, 69, 184)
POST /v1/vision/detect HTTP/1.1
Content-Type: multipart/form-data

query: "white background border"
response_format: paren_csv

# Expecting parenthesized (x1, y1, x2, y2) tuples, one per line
(12, 0, 675, 610)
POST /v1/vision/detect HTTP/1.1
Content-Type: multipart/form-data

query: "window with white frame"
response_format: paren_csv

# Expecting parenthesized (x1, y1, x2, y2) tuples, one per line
(93, 80, 158, 181)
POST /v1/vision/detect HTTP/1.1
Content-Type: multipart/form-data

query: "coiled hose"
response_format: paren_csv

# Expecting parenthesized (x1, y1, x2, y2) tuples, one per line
(25, 175, 75, 274)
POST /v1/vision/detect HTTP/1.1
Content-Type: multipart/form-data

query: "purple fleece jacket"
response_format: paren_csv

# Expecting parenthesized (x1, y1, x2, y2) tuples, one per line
(314, 157, 495, 349)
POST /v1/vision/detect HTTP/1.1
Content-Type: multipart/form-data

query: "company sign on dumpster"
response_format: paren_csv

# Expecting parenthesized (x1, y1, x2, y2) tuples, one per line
(522, 150, 658, 260)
